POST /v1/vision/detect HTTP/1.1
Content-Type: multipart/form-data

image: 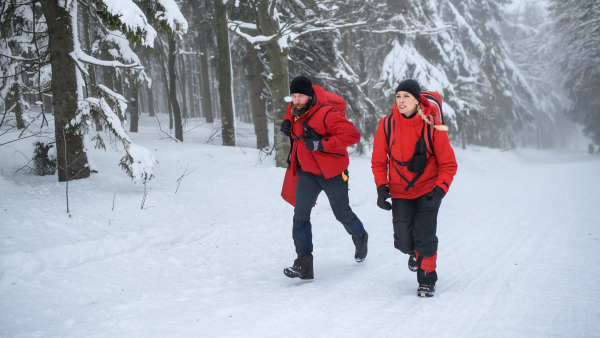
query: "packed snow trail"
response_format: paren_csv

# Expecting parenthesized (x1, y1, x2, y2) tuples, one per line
(1, 117, 599, 337)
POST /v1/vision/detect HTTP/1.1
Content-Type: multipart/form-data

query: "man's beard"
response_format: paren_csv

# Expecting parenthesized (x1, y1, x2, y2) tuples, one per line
(291, 103, 310, 117)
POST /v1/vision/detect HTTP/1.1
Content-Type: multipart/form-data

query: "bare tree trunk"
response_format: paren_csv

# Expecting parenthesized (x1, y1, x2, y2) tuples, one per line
(157, 38, 174, 129)
(169, 36, 184, 141)
(39, 0, 90, 182)
(257, 0, 289, 167)
(187, 54, 196, 118)
(129, 80, 139, 132)
(246, 43, 268, 149)
(6, 82, 26, 129)
(214, 0, 235, 146)
(198, 29, 214, 122)
(147, 83, 156, 117)
(140, 49, 156, 117)
(179, 53, 188, 118)
(14, 84, 26, 129)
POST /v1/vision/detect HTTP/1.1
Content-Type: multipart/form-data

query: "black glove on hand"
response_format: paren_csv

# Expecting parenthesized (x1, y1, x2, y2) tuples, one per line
(376, 184, 392, 210)
(424, 186, 445, 208)
(301, 126, 323, 151)
(432, 185, 446, 198)
(303, 135, 323, 151)
(281, 119, 291, 137)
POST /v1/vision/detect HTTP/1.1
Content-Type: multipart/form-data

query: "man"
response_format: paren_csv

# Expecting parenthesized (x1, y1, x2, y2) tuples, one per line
(280, 76, 367, 280)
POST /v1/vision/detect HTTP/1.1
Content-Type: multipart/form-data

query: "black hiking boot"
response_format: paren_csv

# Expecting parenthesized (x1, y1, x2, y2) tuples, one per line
(408, 252, 418, 272)
(417, 284, 435, 297)
(352, 231, 368, 262)
(284, 255, 314, 280)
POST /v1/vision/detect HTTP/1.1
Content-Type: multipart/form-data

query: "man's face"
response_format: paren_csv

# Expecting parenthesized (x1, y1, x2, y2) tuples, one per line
(291, 93, 311, 106)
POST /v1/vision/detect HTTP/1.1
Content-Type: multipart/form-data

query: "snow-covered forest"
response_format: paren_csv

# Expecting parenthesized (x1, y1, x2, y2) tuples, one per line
(2, 0, 599, 181)
(2, 0, 600, 336)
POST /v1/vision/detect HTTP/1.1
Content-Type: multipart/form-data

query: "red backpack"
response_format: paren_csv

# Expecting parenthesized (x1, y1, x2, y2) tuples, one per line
(421, 91, 444, 124)
(324, 91, 347, 117)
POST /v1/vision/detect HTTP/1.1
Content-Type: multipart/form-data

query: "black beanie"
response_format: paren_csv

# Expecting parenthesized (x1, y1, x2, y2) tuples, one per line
(290, 76, 314, 97)
(395, 79, 421, 101)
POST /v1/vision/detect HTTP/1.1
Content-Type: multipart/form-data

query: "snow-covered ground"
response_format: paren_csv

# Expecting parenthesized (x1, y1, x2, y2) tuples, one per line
(1, 115, 599, 337)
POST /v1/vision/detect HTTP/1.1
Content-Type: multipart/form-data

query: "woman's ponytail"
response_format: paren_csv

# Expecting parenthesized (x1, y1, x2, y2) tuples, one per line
(417, 104, 448, 131)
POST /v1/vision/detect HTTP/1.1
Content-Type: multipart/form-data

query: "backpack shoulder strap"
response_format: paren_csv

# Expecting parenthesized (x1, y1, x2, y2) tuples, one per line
(426, 115, 436, 156)
(383, 114, 393, 152)
(321, 105, 337, 134)
(304, 104, 330, 125)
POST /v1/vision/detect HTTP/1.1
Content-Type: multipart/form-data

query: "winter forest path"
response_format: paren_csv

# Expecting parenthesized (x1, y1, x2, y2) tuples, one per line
(1, 126, 599, 337)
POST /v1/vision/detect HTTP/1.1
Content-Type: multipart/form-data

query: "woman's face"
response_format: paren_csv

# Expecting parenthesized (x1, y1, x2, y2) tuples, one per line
(396, 91, 418, 117)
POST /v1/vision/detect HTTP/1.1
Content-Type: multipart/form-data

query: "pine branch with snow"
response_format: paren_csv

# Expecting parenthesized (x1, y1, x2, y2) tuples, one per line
(69, 97, 157, 184)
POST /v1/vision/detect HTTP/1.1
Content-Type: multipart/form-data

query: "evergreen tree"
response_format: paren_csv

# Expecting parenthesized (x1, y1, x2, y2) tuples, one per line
(548, 0, 600, 145)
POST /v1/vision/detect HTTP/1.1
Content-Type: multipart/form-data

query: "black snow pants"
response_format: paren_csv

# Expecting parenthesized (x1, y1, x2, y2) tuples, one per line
(292, 168, 365, 256)
(392, 191, 442, 284)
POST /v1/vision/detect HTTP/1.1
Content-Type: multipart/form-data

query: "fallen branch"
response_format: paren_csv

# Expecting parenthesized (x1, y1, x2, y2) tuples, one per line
(175, 163, 198, 194)
(155, 115, 180, 142)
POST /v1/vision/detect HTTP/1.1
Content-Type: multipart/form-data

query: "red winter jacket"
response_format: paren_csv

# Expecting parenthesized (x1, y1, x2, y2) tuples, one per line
(371, 97, 457, 199)
(285, 85, 360, 179)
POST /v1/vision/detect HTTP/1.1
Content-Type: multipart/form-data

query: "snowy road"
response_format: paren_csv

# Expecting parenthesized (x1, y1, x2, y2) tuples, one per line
(1, 120, 599, 337)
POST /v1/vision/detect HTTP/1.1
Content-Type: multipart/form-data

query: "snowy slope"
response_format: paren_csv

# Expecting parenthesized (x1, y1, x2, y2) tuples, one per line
(1, 115, 599, 337)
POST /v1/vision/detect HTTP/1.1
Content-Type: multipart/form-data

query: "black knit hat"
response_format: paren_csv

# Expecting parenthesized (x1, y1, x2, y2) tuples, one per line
(395, 79, 421, 101)
(290, 76, 314, 97)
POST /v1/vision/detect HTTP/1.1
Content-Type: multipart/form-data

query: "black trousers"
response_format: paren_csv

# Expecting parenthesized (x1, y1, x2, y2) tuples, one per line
(292, 169, 364, 256)
(391, 192, 441, 258)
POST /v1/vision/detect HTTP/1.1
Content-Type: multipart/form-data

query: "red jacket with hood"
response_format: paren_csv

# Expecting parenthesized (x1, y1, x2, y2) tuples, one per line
(371, 97, 457, 199)
(284, 85, 360, 179)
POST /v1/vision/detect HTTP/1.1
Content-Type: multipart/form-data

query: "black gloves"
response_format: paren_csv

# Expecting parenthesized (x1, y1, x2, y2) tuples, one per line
(303, 136, 323, 151)
(377, 185, 392, 210)
(424, 186, 445, 209)
(378, 185, 445, 211)
(302, 127, 323, 151)
(281, 119, 291, 137)
(432, 185, 446, 198)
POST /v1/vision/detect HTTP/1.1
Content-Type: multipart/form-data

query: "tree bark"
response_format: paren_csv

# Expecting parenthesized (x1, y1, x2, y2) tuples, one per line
(129, 80, 139, 132)
(246, 43, 269, 149)
(257, 0, 289, 167)
(11, 82, 26, 129)
(179, 53, 188, 118)
(214, 0, 235, 146)
(147, 83, 155, 117)
(198, 28, 214, 122)
(157, 38, 173, 129)
(169, 36, 184, 141)
(186, 54, 196, 118)
(39, 0, 90, 182)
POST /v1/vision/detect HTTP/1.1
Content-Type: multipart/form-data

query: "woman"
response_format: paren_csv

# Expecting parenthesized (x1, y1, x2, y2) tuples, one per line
(371, 79, 458, 297)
